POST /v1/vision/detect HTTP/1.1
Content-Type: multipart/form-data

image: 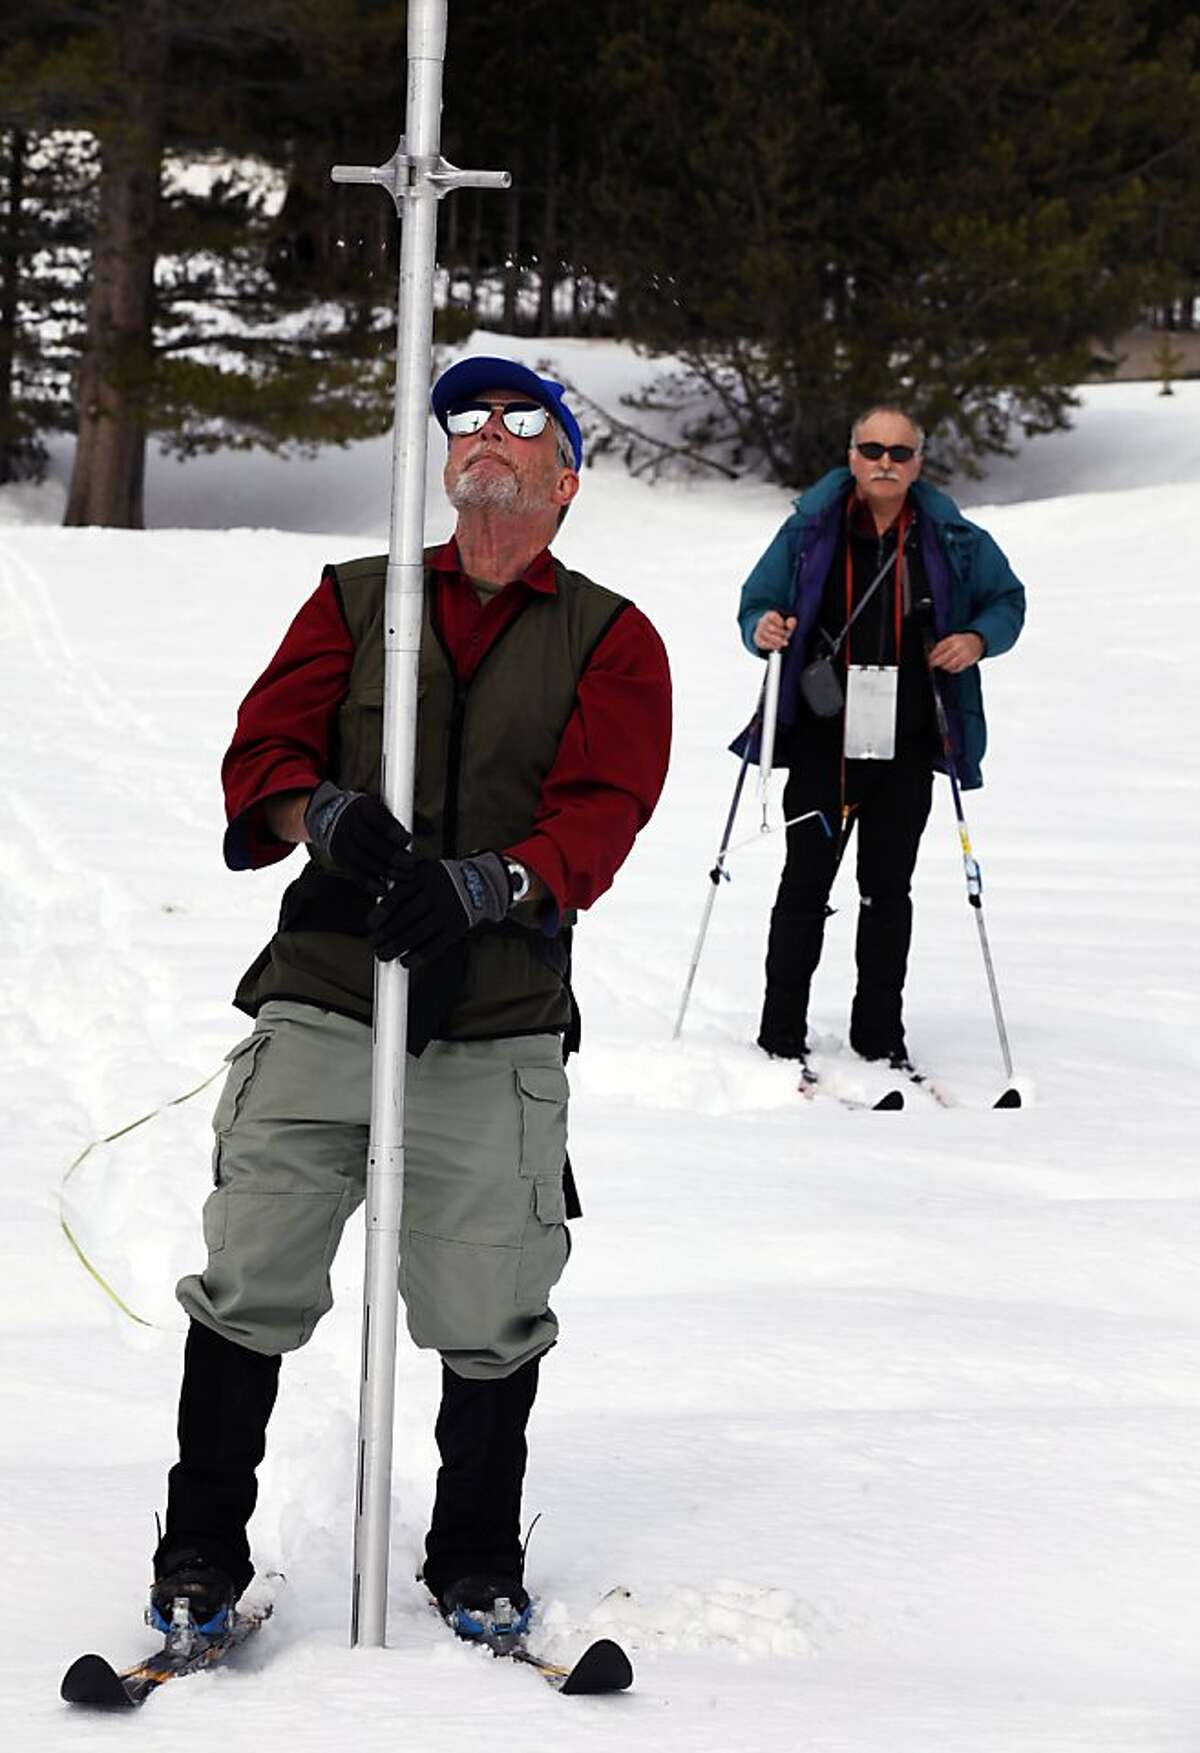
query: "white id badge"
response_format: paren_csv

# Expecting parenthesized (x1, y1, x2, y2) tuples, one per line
(844, 665, 898, 760)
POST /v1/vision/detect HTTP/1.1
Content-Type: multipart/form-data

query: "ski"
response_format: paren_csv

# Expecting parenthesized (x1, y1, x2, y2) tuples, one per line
(798, 1066, 904, 1111)
(497, 1634, 633, 1694)
(443, 1597, 633, 1695)
(891, 1061, 955, 1108)
(796, 1041, 1019, 1113)
(868, 1088, 905, 1110)
(893, 1061, 1021, 1110)
(60, 1596, 275, 1709)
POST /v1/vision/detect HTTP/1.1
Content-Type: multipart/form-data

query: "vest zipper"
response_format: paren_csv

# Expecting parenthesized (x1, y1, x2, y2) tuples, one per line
(443, 679, 468, 857)
(430, 587, 535, 858)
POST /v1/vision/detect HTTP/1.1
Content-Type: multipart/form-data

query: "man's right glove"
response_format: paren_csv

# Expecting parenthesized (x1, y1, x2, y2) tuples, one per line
(303, 782, 410, 894)
(366, 851, 513, 966)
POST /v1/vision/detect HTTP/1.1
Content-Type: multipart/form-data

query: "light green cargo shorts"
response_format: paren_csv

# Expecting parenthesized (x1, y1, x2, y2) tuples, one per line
(177, 1001, 570, 1379)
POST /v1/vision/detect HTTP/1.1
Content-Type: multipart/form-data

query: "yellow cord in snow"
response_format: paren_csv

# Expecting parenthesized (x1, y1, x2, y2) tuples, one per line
(58, 1067, 224, 1327)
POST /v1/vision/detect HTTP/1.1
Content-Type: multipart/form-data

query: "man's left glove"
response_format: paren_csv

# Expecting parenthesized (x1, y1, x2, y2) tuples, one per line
(367, 851, 514, 966)
(303, 782, 410, 893)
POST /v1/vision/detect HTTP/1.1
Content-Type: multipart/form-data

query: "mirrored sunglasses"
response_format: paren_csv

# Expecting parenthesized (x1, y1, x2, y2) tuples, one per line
(446, 400, 549, 439)
(855, 441, 919, 463)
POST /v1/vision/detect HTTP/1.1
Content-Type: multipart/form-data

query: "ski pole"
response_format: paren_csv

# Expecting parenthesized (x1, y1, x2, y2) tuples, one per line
(924, 641, 1018, 1099)
(672, 696, 759, 1041)
(674, 666, 830, 1040)
(757, 650, 781, 816)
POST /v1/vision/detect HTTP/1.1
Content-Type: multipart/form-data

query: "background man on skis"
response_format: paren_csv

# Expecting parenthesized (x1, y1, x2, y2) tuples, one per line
(149, 356, 672, 1641)
(737, 405, 1024, 1068)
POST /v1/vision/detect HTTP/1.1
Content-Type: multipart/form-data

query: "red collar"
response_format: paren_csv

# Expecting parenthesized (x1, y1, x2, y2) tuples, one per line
(428, 537, 557, 594)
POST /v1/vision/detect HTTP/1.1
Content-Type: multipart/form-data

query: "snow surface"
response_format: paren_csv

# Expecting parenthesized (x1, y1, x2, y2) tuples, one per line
(2, 344, 1199, 1750)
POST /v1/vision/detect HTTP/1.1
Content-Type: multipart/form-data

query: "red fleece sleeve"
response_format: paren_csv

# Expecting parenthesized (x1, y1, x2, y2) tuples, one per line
(507, 604, 673, 918)
(221, 572, 354, 869)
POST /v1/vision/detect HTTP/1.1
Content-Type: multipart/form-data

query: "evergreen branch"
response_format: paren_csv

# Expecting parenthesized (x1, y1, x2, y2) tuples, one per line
(557, 376, 741, 480)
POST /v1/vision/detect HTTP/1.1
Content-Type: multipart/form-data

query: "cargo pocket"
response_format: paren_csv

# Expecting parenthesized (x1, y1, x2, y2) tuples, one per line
(514, 1064, 570, 1312)
(516, 1190, 569, 1312)
(402, 1230, 522, 1355)
(211, 1029, 273, 1185)
(515, 1064, 568, 1180)
(193, 1185, 355, 1351)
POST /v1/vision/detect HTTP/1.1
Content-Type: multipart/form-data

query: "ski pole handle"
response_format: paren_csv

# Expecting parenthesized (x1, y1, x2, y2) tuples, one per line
(758, 650, 781, 807)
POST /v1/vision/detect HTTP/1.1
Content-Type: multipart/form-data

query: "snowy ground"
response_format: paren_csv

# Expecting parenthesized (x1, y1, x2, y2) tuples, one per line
(2, 347, 1199, 1750)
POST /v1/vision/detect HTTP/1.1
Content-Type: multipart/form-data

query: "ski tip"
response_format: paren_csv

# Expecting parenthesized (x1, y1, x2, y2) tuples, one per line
(61, 1653, 135, 1709)
(559, 1637, 634, 1696)
(872, 1089, 905, 1110)
(994, 1087, 1022, 1109)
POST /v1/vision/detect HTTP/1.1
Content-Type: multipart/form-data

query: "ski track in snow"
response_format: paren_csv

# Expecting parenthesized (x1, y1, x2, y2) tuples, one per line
(3, 364, 1200, 1751)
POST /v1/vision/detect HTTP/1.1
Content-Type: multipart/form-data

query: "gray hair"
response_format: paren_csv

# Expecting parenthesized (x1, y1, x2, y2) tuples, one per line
(551, 415, 575, 527)
(551, 417, 575, 472)
(849, 405, 926, 455)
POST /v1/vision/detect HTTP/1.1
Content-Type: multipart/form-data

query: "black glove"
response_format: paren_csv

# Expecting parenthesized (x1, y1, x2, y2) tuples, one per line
(367, 851, 513, 966)
(303, 782, 410, 893)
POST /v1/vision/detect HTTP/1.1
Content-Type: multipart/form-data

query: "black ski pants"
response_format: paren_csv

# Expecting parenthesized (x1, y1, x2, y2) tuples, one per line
(156, 1319, 539, 1601)
(760, 745, 933, 1057)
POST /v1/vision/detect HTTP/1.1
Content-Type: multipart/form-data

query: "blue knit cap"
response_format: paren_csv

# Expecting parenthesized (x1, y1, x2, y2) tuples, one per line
(431, 356, 583, 471)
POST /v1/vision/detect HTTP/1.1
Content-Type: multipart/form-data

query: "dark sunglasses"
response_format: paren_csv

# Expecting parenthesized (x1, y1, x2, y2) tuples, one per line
(446, 400, 549, 439)
(855, 441, 920, 463)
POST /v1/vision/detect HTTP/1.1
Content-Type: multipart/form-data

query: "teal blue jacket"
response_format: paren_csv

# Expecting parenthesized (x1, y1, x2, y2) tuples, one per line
(736, 470, 1026, 788)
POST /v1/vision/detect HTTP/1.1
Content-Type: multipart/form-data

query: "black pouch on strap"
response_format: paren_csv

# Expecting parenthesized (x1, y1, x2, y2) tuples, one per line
(407, 940, 469, 1057)
(278, 862, 372, 935)
(799, 653, 844, 718)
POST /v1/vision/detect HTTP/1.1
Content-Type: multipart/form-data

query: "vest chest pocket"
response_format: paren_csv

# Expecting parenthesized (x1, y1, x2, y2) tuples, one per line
(336, 684, 383, 794)
(337, 682, 435, 798)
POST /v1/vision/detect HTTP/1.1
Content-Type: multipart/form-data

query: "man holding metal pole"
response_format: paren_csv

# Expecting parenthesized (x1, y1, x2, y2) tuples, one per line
(143, 2, 670, 1663)
(145, 355, 670, 1653)
(737, 406, 1025, 1071)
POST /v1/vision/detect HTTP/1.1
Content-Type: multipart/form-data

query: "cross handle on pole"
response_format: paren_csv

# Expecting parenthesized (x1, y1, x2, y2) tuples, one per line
(332, 141, 510, 211)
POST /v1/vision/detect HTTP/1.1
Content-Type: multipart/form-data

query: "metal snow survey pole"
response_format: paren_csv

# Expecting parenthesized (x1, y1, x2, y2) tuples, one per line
(331, 0, 510, 1649)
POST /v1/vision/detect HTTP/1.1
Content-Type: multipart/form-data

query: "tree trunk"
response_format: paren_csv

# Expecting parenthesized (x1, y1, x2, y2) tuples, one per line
(502, 149, 522, 332)
(536, 121, 559, 338)
(0, 129, 25, 486)
(65, 0, 167, 528)
(464, 189, 482, 324)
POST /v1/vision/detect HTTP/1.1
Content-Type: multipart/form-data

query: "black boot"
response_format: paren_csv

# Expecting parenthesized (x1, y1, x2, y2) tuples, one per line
(757, 976, 809, 1060)
(148, 1549, 238, 1636)
(423, 1357, 540, 1608)
(154, 1320, 281, 1601)
(849, 890, 913, 1061)
(757, 903, 829, 1058)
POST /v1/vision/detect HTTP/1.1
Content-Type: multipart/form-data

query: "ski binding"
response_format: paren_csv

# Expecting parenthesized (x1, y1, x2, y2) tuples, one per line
(61, 1590, 275, 1709)
(447, 1596, 633, 1695)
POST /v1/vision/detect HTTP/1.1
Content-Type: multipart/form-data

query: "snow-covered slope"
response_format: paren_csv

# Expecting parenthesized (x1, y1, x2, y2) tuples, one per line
(21, 344, 1200, 535)
(2, 345, 1198, 1751)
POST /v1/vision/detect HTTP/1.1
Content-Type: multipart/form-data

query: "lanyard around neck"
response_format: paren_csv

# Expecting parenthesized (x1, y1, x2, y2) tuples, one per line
(844, 507, 907, 667)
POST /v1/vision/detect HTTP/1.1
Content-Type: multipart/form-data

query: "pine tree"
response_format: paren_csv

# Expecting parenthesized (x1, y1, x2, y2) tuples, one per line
(0, 127, 93, 485)
(0, 0, 407, 527)
(586, 0, 1200, 483)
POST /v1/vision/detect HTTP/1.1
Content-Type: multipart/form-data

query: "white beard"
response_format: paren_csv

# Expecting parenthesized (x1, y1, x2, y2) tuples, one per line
(446, 441, 561, 518)
(447, 465, 522, 513)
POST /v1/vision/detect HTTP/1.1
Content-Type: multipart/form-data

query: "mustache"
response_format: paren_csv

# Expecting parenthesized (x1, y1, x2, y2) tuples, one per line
(462, 441, 512, 469)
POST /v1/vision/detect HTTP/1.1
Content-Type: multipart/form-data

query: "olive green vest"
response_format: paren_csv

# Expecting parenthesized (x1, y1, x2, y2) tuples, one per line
(234, 551, 628, 1039)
